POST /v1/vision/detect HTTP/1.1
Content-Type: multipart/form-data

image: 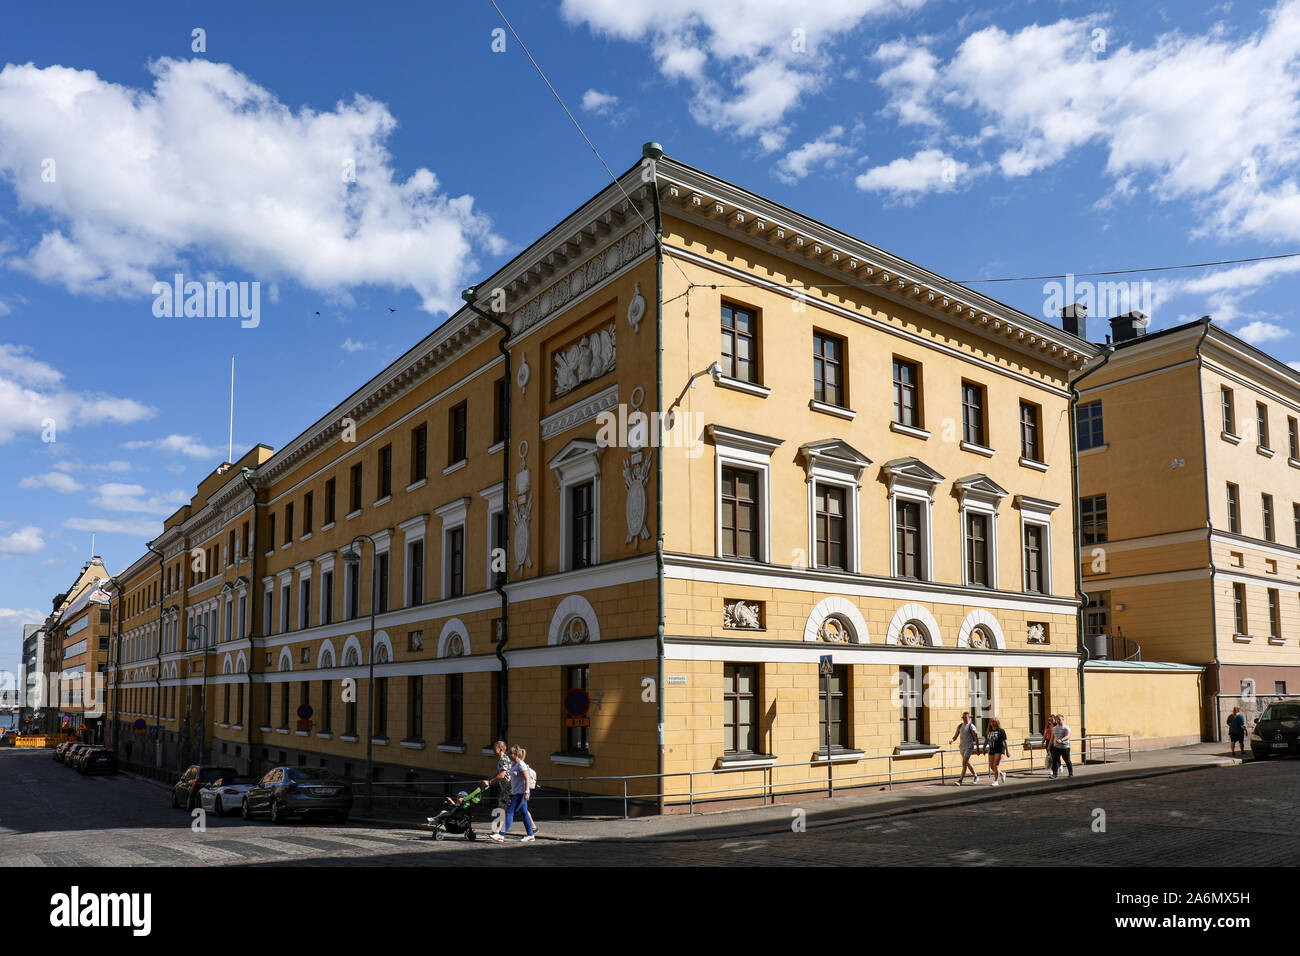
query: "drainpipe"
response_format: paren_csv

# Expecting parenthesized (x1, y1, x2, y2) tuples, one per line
(1192, 317, 1219, 739)
(462, 286, 512, 742)
(644, 141, 667, 812)
(239, 467, 261, 770)
(146, 541, 165, 768)
(1070, 343, 1114, 763)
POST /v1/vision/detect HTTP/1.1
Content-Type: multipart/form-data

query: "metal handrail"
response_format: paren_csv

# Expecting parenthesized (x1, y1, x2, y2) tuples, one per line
(350, 733, 1133, 819)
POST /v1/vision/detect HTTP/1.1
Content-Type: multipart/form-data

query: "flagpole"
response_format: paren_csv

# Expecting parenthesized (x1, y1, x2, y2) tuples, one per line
(228, 355, 235, 464)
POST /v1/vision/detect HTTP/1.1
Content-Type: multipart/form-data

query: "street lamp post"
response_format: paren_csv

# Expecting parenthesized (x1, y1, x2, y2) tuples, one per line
(186, 622, 212, 765)
(342, 534, 378, 817)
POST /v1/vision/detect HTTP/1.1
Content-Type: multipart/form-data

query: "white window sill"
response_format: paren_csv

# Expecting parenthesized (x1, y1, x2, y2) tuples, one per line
(232, 724, 244, 731)
(406, 478, 428, 493)
(339, 734, 359, 743)
(714, 375, 770, 398)
(316, 732, 333, 739)
(373, 495, 392, 507)
(258, 725, 272, 733)
(403, 739, 430, 750)
(280, 542, 292, 550)
(346, 510, 362, 521)
(321, 522, 335, 532)
(481, 746, 498, 757)
(1258, 445, 1275, 458)
(715, 754, 777, 770)
(300, 532, 312, 543)
(893, 745, 940, 757)
(1221, 431, 1242, 445)
(488, 441, 505, 454)
(216, 722, 229, 729)
(808, 399, 856, 420)
(550, 753, 594, 767)
(890, 421, 929, 441)
(812, 749, 865, 764)
(1078, 444, 1108, 456)
(442, 460, 467, 476)
(1232, 633, 1253, 643)
(1019, 456, 1048, 472)
(1269, 636, 1286, 645)
(435, 742, 465, 753)
(960, 441, 995, 458)
(371, 736, 389, 746)
(275, 728, 289, 735)
(1290, 458, 1300, 469)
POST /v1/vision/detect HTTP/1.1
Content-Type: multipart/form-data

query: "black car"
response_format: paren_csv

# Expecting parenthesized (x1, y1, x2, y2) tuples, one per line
(1251, 701, 1300, 758)
(242, 766, 353, 823)
(53, 741, 74, 763)
(80, 748, 119, 775)
(63, 744, 91, 767)
(171, 765, 240, 811)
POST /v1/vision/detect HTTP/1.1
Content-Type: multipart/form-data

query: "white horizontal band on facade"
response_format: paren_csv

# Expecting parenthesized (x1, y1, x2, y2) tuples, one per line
(665, 555, 1078, 615)
(664, 639, 1080, 669)
(1082, 567, 1211, 590)
(1076, 528, 1207, 556)
(1210, 531, 1300, 565)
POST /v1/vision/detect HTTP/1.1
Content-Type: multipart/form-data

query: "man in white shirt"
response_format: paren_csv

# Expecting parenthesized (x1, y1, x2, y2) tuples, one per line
(1050, 717, 1074, 778)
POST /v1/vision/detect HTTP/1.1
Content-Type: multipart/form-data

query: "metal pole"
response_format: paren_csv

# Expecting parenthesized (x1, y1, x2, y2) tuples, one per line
(623, 778, 628, 820)
(366, 555, 376, 818)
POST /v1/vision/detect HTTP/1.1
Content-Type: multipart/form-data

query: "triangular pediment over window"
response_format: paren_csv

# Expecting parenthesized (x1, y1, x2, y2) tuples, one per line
(952, 473, 1008, 507)
(880, 456, 944, 495)
(798, 439, 872, 480)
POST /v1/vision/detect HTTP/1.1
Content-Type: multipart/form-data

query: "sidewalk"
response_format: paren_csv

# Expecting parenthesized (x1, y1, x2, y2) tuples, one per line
(352, 743, 1241, 844)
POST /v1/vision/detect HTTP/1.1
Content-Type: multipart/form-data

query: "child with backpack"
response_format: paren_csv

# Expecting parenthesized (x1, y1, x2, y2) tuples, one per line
(490, 745, 536, 843)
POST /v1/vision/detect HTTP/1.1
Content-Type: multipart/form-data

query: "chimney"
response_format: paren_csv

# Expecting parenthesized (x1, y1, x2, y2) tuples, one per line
(1109, 310, 1148, 343)
(1061, 303, 1087, 340)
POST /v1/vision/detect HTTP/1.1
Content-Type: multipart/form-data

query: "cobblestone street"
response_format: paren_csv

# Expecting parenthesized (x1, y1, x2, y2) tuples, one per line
(4, 748, 1297, 867)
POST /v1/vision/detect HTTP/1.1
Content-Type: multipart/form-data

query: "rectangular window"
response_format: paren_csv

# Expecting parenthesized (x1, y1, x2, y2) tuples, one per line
(1227, 483, 1240, 533)
(346, 562, 360, 620)
(493, 378, 507, 447)
(1294, 503, 1300, 549)
(898, 666, 924, 745)
(242, 521, 250, 558)
(322, 570, 334, 626)
(267, 513, 276, 553)
(1269, 588, 1281, 639)
(817, 665, 848, 750)
(321, 680, 331, 732)
(1263, 493, 1275, 542)
(1222, 386, 1235, 434)
(284, 503, 294, 545)
(812, 331, 844, 407)
(325, 478, 336, 524)
(720, 467, 760, 560)
(569, 482, 594, 570)
(1020, 401, 1041, 461)
(1258, 402, 1270, 449)
(446, 529, 464, 598)
(1023, 524, 1045, 593)
(445, 674, 462, 744)
(280, 683, 289, 729)
(1076, 401, 1104, 451)
(720, 302, 757, 383)
(966, 512, 989, 586)
(491, 511, 506, 586)
(1080, 494, 1108, 545)
(892, 358, 921, 428)
(303, 492, 313, 536)
(299, 579, 311, 630)
(376, 552, 390, 614)
(968, 668, 991, 737)
(263, 588, 273, 635)
(408, 675, 423, 741)
(236, 683, 244, 726)
(815, 485, 847, 570)
(961, 380, 986, 446)
(375, 677, 388, 738)
(565, 665, 589, 754)
(281, 583, 291, 633)
(378, 444, 392, 499)
(411, 424, 428, 484)
(408, 540, 424, 606)
(895, 500, 924, 580)
(723, 664, 758, 754)
(1028, 670, 1047, 737)
(449, 403, 467, 464)
(1290, 418, 1298, 460)
(1233, 582, 1247, 635)
(349, 463, 363, 514)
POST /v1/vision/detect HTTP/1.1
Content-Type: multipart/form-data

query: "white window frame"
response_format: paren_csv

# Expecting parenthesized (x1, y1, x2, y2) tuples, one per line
(799, 441, 870, 574)
(954, 476, 1007, 590)
(549, 439, 603, 572)
(882, 460, 943, 582)
(397, 515, 429, 608)
(263, 580, 274, 635)
(1014, 495, 1059, 596)
(434, 497, 469, 600)
(316, 552, 336, 626)
(709, 425, 783, 564)
(297, 562, 313, 630)
(479, 482, 504, 589)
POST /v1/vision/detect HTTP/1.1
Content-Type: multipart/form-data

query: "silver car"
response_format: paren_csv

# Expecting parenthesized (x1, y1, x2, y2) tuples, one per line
(241, 767, 353, 823)
(198, 775, 257, 816)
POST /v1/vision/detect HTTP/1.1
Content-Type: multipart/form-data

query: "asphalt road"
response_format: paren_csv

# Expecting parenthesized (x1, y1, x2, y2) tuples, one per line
(2, 747, 1297, 866)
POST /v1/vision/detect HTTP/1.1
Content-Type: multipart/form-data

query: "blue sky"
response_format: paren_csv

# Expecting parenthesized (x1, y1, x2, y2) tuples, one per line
(3, 0, 1300, 677)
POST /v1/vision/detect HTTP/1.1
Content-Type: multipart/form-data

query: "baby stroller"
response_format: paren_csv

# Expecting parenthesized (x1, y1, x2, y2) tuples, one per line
(427, 787, 483, 841)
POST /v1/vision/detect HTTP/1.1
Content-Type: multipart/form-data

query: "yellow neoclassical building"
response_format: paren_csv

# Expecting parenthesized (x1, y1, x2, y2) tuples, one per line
(1075, 314, 1300, 738)
(105, 147, 1096, 810)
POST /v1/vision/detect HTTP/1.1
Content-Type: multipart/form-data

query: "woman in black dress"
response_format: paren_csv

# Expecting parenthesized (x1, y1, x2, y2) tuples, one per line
(985, 717, 1009, 785)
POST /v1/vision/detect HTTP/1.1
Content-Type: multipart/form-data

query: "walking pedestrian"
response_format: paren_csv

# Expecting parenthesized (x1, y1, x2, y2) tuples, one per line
(1051, 714, 1075, 778)
(985, 717, 1008, 785)
(1041, 715, 1055, 773)
(1226, 706, 1247, 757)
(948, 711, 981, 785)
(488, 745, 535, 843)
(482, 740, 512, 814)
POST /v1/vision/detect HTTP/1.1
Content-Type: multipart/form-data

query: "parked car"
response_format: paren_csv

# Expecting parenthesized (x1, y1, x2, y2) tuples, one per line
(64, 744, 91, 767)
(80, 748, 119, 776)
(1251, 701, 1300, 758)
(242, 767, 353, 823)
(70, 746, 98, 771)
(53, 741, 74, 762)
(198, 775, 257, 816)
(171, 765, 240, 811)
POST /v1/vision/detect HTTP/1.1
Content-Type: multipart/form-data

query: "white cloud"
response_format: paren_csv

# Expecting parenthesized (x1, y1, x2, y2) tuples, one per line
(773, 125, 853, 184)
(562, 0, 925, 147)
(0, 526, 45, 555)
(88, 482, 188, 515)
(340, 338, 372, 352)
(855, 149, 982, 200)
(0, 344, 155, 443)
(123, 433, 223, 460)
(62, 517, 158, 538)
(19, 471, 83, 493)
(581, 89, 620, 116)
(0, 58, 505, 315)
(0, 606, 45, 632)
(1237, 320, 1292, 343)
